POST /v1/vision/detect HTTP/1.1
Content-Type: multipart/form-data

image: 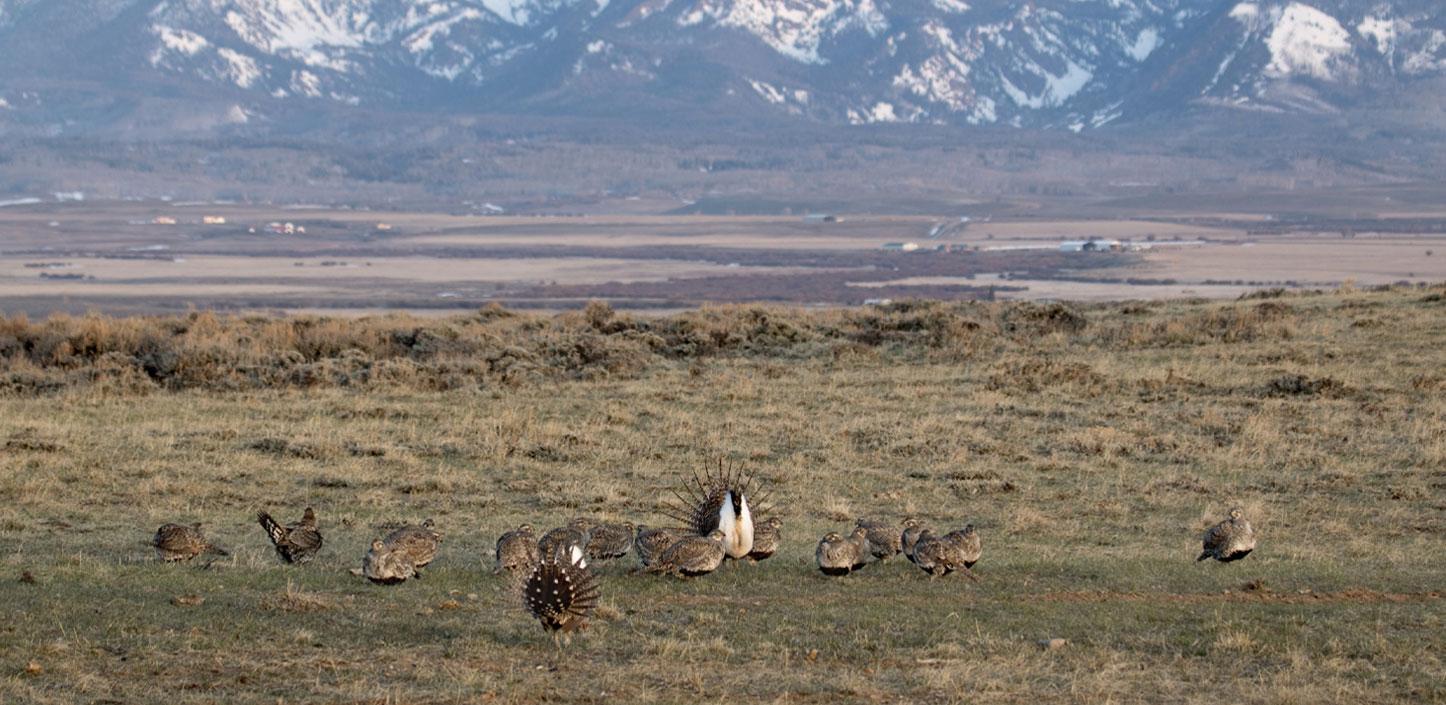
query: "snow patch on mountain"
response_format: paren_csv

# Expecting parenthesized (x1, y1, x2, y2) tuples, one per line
(691, 0, 889, 64)
(403, 8, 483, 54)
(618, 0, 675, 26)
(1356, 15, 1400, 55)
(221, 5, 364, 56)
(1263, 3, 1353, 80)
(847, 100, 904, 123)
(482, 0, 537, 25)
(155, 25, 209, 57)
(1126, 27, 1160, 61)
(291, 69, 323, 97)
(1002, 59, 1093, 109)
(1229, 3, 1265, 31)
(217, 47, 261, 88)
(1402, 28, 1445, 73)
(749, 78, 786, 103)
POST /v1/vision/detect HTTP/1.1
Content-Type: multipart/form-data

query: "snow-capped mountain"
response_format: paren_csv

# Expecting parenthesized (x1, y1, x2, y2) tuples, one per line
(0, 0, 1441, 130)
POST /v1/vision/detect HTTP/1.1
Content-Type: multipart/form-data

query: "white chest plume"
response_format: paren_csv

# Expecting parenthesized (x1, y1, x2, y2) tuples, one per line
(718, 490, 754, 559)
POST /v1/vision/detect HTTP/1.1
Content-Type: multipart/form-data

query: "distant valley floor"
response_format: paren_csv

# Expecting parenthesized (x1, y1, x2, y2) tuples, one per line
(0, 202, 1442, 315)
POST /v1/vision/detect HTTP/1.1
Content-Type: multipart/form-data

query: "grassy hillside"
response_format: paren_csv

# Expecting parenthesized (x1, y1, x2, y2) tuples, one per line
(1, 285, 1443, 704)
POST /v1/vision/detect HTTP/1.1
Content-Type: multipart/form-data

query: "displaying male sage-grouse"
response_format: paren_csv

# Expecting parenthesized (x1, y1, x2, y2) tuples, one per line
(856, 518, 901, 562)
(523, 544, 601, 647)
(900, 518, 929, 564)
(360, 538, 416, 585)
(538, 520, 591, 559)
(816, 531, 864, 576)
(383, 519, 442, 576)
(645, 529, 727, 578)
(663, 459, 771, 561)
(584, 521, 635, 562)
(747, 516, 783, 562)
(634, 525, 690, 569)
(1198, 508, 1256, 563)
(257, 507, 323, 564)
(494, 523, 539, 575)
(151, 523, 228, 562)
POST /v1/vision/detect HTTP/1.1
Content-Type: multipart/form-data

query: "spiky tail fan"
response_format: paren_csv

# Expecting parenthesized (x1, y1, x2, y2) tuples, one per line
(258, 512, 286, 547)
(661, 458, 772, 536)
(523, 547, 600, 634)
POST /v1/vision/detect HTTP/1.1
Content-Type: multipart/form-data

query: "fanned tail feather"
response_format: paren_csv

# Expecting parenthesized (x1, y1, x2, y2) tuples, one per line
(523, 548, 601, 635)
(661, 457, 773, 537)
(257, 511, 285, 546)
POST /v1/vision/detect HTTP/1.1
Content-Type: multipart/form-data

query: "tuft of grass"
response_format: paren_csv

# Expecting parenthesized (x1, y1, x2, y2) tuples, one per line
(260, 580, 333, 613)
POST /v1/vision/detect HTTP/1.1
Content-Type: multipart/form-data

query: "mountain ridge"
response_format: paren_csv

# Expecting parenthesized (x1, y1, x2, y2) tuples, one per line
(0, 0, 1441, 135)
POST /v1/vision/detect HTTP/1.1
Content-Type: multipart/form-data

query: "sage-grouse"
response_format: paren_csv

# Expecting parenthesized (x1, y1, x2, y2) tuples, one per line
(1198, 508, 1256, 563)
(584, 521, 635, 562)
(944, 525, 982, 569)
(912, 530, 947, 575)
(151, 523, 228, 562)
(900, 518, 929, 564)
(634, 525, 689, 569)
(847, 526, 873, 570)
(856, 518, 901, 561)
(383, 519, 442, 575)
(361, 538, 416, 585)
(747, 517, 783, 562)
(816, 532, 864, 576)
(663, 459, 771, 561)
(257, 507, 323, 564)
(522, 544, 600, 647)
(645, 529, 727, 578)
(913, 529, 979, 579)
(538, 520, 591, 559)
(494, 523, 539, 575)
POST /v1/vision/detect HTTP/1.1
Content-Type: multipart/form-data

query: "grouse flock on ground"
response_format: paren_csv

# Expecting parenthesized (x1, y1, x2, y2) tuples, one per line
(148, 460, 1258, 646)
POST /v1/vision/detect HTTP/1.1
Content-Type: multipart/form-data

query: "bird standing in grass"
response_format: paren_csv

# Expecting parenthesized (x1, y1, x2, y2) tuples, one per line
(1198, 508, 1256, 563)
(846, 526, 873, 571)
(634, 525, 689, 569)
(257, 507, 323, 564)
(645, 529, 727, 577)
(913, 528, 979, 579)
(901, 518, 928, 564)
(523, 544, 601, 647)
(816, 531, 862, 576)
(151, 523, 228, 563)
(747, 517, 783, 562)
(360, 538, 416, 584)
(494, 523, 539, 575)
(383, 519, 442, 576)
(538, 520, 590, 559)
(944, 525, 982, 570)
(584, 521, 635, 563)
(856, 518, 901, 562)
(663, 459, 770, 561)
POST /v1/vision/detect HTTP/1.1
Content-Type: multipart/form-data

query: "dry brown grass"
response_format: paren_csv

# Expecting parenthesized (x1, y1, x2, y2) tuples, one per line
(0, 284, 1442, 703)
